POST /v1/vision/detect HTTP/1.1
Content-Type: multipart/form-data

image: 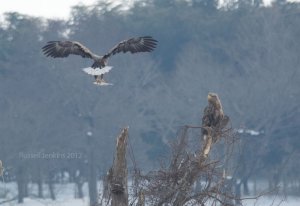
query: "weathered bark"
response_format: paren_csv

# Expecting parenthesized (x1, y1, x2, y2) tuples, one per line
(110, 127, 129, 206)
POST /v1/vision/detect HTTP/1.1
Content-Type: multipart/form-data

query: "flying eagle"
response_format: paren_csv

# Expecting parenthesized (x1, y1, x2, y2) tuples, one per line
(202, 93, 229, 142)
(42, 36, 158, 84)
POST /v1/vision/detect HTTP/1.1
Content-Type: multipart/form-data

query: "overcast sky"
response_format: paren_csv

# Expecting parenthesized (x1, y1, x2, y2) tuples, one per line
(0, 0, 100, 19)
(0, 0, 299, 19)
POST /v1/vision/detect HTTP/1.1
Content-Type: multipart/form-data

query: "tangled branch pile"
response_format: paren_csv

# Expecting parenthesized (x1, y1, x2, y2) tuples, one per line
(102, 93, 240, 206)
(130, 93, 239, 206)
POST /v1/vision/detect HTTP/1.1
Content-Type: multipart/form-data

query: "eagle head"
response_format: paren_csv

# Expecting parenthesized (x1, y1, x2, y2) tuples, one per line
(207, 93, 221, 109)
(207, 92, 218, 102)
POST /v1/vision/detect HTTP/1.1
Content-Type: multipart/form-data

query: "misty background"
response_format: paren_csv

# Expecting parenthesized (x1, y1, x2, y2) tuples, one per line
(0, 0, 300, 204)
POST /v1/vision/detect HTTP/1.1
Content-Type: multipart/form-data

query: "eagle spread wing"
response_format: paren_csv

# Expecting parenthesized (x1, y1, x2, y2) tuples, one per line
(103, 36, 158, 58)
(42, 41, 95, 59)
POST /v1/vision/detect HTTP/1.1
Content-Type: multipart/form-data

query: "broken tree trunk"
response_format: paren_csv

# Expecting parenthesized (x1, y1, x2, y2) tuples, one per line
(109, 127, 129, 206)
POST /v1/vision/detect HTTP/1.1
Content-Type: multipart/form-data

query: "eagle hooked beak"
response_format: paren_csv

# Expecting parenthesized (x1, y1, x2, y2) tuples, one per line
(207, 92, 218, 105)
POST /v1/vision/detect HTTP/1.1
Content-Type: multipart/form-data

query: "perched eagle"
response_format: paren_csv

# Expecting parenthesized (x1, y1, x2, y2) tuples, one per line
(202, 93, 229, 142)
(42, 36, 158, 84)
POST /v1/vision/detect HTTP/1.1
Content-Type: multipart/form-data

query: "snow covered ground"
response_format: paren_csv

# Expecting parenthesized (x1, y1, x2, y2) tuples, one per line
(0, 182, 90, 206)
(243, 196, 300, 206)
(1, 196, 300, 206)
(1, 182, 300, 206)
(1, 198, 88, 206)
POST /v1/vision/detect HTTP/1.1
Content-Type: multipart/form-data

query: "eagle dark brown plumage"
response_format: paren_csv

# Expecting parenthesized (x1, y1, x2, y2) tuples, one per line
(202, 93, 229, 142)
(42, 36, 158, 84)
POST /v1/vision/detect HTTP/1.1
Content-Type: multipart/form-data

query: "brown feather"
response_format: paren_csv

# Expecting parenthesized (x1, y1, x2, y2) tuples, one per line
(104, 36, 158, 58)
(42, 41, 95, 59)
(202, 93, 227, 139)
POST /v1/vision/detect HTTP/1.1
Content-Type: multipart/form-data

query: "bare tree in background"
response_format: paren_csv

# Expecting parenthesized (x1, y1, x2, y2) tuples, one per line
(0, 160, 3, 177)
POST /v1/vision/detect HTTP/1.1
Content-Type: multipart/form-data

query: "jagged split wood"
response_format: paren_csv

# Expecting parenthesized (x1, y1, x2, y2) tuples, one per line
(201, 126, 213, 159)
(109, 127, 129, 206)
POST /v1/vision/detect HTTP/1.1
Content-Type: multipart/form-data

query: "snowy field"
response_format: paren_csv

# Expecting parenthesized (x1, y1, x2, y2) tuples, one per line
(243, 196, 300, 206)
(1, 196, 300, 206)
(1, 182, 300, 206)
(0, 182, 91, 206)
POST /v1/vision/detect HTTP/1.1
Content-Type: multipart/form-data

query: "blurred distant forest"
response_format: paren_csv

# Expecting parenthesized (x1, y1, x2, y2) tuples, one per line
(0, 0, 300, 201)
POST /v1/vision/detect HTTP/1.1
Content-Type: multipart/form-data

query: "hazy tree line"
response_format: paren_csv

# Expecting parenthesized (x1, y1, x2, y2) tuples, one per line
(0, 0, 300, 203)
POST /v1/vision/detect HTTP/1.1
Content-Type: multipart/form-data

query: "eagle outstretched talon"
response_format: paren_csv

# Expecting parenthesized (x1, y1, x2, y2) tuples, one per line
(42, 36, 158, 84)
(94, 74, 104, 83)
(94, 75, 106, 85)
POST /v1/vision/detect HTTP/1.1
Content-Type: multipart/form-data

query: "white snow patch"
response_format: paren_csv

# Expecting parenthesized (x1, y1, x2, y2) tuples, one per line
(243, 196, 300, 206)
(237, 129, 260, 136)
(246, 130, 260, 136)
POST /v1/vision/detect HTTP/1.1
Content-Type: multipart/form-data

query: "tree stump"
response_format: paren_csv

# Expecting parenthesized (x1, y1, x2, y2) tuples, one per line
(110, 127, 129, 206)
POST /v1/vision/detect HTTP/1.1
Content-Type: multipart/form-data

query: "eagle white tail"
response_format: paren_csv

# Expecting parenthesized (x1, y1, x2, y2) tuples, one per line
(82, 66, 113, 76)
